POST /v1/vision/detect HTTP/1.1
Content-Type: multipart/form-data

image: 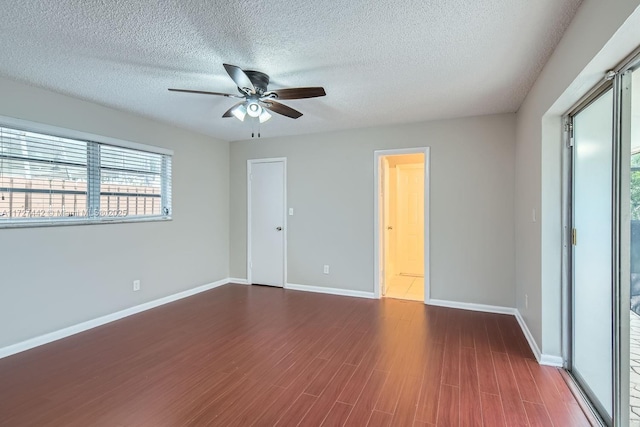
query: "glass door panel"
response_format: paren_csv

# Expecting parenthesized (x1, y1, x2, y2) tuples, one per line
(572, 88, 614, 421)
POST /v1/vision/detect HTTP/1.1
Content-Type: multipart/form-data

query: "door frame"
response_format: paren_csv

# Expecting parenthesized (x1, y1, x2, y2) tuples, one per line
(373, 147, 430, 302)
(247, 157, 287, 287)
(561, 51, 639, 426)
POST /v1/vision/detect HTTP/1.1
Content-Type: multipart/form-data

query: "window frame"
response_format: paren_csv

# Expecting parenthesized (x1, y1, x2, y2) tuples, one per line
(0, 115, 173, 229)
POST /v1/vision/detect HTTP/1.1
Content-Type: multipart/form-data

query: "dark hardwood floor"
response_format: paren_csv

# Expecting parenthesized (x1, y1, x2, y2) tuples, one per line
(0, 284, 590, 426)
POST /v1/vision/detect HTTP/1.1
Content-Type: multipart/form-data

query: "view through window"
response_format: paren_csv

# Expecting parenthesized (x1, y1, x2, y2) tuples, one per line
(0, 124, 171, 225)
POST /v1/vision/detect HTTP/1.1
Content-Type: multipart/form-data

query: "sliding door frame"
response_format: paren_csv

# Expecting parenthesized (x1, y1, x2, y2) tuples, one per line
(561, 47, 640, 427)
(564, 82, 614, 426)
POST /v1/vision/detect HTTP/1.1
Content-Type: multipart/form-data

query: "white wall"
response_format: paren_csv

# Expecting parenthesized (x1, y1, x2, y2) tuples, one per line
(515, 0, 640, 357)
(230, 114, 516, 307)
(0, 77, 229, 349)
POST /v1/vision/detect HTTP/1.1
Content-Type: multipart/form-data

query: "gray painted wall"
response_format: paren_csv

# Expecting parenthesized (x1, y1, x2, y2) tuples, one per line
(230, 114, 516, 307)
(515, 0, 640, 356)
(0, 77, 229, 348)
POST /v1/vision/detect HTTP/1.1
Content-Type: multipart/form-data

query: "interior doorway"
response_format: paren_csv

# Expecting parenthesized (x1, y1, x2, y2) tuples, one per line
(374, 148, 429, 302)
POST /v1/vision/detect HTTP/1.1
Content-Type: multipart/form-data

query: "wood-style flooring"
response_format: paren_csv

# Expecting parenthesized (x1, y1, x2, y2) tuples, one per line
(0, 284, 591, 426)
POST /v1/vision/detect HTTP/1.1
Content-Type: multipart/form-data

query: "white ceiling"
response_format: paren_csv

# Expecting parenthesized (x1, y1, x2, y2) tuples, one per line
(0, 0, 582, 142)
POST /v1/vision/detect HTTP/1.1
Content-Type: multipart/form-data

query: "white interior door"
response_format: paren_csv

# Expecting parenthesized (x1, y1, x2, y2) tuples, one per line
(381, 157, 389, 296)
(397, 164, 424, 276)
(572, 88, 613, 420)
(249, 160, 285, 287)
(388, 166, 398, 277)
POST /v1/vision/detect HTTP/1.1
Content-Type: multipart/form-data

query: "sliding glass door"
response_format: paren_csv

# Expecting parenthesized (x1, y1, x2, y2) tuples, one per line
(566, 52, 639, 426)
(571, 87, 614, 423)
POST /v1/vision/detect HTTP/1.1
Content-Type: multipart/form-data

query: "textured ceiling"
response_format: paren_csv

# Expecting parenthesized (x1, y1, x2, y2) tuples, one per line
(0, 0, 582, 142)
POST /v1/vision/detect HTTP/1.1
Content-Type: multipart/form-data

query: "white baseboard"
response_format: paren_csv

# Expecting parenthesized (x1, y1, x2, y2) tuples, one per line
(285, 283, 376, 299)
(1, 280, 565, 369)
(514, 309, 542, 361)
(427, 299, 564, 368)
(0, 278, 234, 360)
(539, 354, 564, 367)
(427, 298, 517, 315)
(514, 310, 564, 367)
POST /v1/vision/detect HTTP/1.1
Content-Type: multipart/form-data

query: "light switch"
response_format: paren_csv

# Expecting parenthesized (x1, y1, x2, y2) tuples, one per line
(289, 208, 294, 216)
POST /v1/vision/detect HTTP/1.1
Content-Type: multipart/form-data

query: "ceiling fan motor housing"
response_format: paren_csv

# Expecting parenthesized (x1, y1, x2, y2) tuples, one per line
(242, 70, 270, 95)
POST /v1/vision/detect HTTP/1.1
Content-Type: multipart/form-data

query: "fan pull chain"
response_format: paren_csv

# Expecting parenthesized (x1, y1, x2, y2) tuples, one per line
(250, 118, 261, 138)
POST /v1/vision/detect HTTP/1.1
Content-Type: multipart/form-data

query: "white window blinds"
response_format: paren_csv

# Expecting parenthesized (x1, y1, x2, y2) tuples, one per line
(0, 124, 172, 226)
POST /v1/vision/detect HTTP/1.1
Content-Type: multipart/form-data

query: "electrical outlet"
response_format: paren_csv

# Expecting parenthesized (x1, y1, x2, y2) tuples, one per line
(525, 294, 528, 309)
(323, 265, 329, 274)
(133, 280, 141, 291)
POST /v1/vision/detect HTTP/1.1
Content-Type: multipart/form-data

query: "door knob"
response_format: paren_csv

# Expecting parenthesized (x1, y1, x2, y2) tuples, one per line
(276, 226, 282, 231)
(387, 226, 393, 230)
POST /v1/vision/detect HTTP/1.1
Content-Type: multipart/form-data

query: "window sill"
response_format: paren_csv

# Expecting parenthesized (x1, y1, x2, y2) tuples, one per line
(0, 216, 172, 229)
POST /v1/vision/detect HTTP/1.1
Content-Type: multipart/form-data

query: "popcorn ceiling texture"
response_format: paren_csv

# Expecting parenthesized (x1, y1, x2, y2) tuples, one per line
(0, 0, 582, 141)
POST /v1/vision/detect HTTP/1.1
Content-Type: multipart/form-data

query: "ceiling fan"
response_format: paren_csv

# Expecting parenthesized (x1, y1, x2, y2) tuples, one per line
(168, 64, 326, 124)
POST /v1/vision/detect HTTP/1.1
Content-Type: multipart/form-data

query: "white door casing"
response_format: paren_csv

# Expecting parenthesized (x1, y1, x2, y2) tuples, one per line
(247, 158, 286, 287)
(373, 147, 430, 302)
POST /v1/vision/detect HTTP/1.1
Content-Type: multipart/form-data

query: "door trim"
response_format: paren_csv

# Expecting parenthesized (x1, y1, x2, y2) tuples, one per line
(247, 157, 287, 287)
(373, 147, 430, 302)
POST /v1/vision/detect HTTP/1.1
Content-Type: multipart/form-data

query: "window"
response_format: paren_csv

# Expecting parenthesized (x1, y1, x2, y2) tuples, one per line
(0, 122, 172, 227)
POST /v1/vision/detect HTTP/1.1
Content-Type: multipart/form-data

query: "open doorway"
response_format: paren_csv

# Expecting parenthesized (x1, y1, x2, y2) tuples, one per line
(374, 148, 429, 302)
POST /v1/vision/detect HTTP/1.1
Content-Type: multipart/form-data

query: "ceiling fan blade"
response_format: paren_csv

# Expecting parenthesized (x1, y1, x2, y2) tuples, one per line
(223, 64, 255, 94)
(268, 87, 326, 100)
(168, 88, 240, 97)
(222, 102, 245, 118)
(262, 100, 303, 119)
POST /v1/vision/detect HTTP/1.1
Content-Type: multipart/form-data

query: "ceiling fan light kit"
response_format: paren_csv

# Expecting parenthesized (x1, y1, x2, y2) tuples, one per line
(246, 102, 261, 117)
(258, 109, 272, 123)
(230, 103, 247, 121)
(168, 64, 326, 136)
